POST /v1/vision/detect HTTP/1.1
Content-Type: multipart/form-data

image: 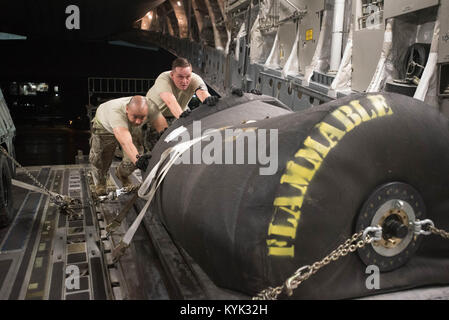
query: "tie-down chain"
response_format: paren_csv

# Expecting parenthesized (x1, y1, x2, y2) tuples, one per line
(253, 219, 448, 300)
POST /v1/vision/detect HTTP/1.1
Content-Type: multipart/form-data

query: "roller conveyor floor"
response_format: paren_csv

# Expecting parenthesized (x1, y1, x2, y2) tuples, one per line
(0, 164, 110, 300)
(0, 162, 246, 300)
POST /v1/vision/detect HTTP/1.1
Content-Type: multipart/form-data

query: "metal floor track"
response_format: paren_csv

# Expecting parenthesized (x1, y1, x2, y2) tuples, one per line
(0, 162, 241, 300)
(0, 164, 110, 300)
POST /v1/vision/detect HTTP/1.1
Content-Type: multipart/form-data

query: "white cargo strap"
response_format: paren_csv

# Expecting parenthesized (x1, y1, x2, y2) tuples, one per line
(121, 130, 218, 247)
(12, 178, 61, 198)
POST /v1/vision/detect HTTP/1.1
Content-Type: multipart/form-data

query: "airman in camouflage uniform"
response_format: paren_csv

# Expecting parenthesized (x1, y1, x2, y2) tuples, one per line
(89, 96, 159, 195)
(144, 57, 218, 152)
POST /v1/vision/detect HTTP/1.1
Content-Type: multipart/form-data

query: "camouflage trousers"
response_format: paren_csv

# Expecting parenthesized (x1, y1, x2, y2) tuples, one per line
(89, 120, 144, 185)
(143, 117, 176, 153)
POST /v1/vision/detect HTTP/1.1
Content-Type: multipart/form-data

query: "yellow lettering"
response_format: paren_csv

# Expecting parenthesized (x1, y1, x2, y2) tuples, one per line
(280, 161, 315, 185)
(279, 206, 301, 220)
(343, 105, 363, 126)
(268, 223, 296, 239)
(288, 183, 308, 194)
(267, 207, 301, 242)
(303, 136, 331, 158)
(295, 145, 323, 167)
(333, 102, 376, 132)
(316, 122, 345, 148)
(350, 100, 371, 122)
(280, 136, 329, 186)
(273, 196, 304, 208)
(332, 106, 356, 132)
(287, 217, 298, 229)
(268, 245, 295, 257)
(269, 95, 395, 258)
(266, 239, 288, 247)
(266, 238, 295, 257)
(367, 95, 393, 117)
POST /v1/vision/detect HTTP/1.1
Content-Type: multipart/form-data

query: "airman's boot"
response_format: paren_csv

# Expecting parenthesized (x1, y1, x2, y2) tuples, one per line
(115, 166, 132, 188)
(95, 175, 107, 196)
(95, 183, 107, 196)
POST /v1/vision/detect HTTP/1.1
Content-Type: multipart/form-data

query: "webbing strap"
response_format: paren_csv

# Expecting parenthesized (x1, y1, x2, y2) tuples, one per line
(121, 130, 218, 246)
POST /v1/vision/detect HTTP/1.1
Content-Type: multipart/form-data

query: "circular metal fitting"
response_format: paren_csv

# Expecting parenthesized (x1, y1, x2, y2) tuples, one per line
(356, 182, 426, 272)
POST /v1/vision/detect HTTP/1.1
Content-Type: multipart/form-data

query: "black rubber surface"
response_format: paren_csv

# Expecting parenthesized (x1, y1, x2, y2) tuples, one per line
(0, 259, 12, 289)
(144, 93, 449, 299)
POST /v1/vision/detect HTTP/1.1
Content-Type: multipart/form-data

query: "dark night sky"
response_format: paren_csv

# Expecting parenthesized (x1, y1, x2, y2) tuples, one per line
(0, 38, 176, 165)
(0, 39, 174, 79)
(0, 38, 175, 122)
